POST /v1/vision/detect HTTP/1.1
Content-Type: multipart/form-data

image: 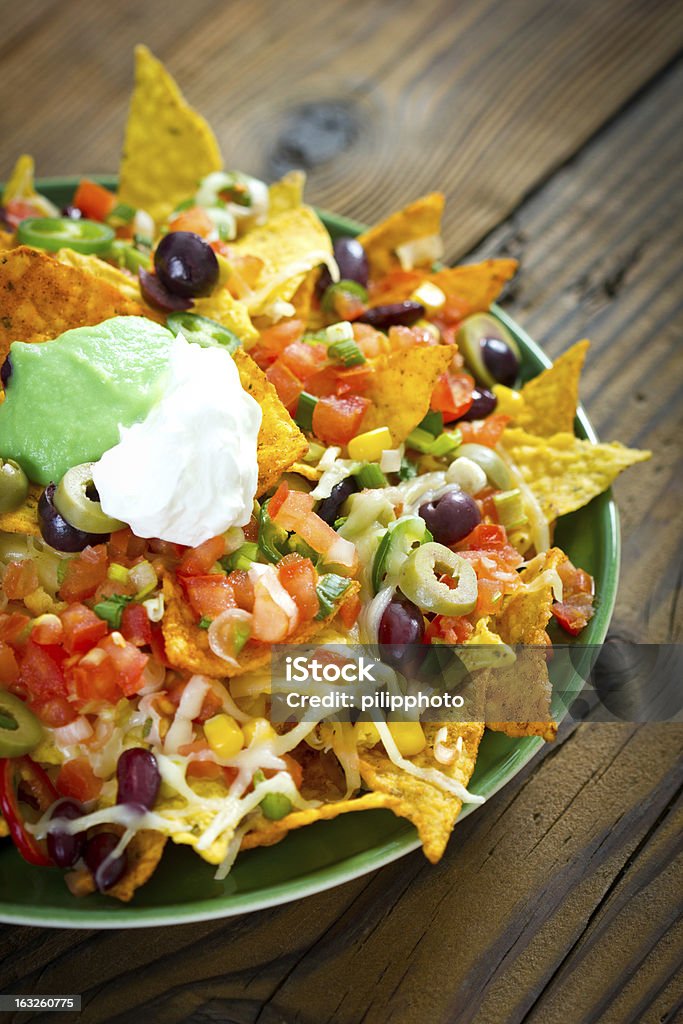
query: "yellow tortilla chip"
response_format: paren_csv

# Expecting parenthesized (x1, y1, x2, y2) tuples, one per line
(362, 344, 453, 445)
(233, 348, 308, 494)
(118, 45, 223, 225)
(358, 193, 445, 278)
(233, 206, 333, 315)
(485, 547, 567, 741)
(268, 170, 306, 216)
(161, 574, 360, 679)
(0, 247, 144, 363)
(430, 258, 518, 312)
(242, 721, 483, 863)
(0, 483, 41, 537)
(511, 340, 590, 436)
(2, 155, 56, 218)
(358, 722, 484, 862)
(53, 247, 157, 312)
(501, 428, 651, 521)
(106, 830, 168, 903)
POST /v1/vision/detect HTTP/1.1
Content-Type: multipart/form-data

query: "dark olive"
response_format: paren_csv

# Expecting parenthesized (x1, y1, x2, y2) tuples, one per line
(418, 489, 481, 546)
(38, 483, 109, 552)
(154, 231, 219, 298)
(358, 301, 425, 330)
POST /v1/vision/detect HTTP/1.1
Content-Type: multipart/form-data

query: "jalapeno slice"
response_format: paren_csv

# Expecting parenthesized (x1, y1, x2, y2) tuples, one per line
(166, 312, 242, 353)
(0, 692, 43, 758)
(0, 755, 57, 865)
(17, 217, 115, 255)
(372, 516, 432, 595)
(398, 542, 478, 615)
(54, 463, 125, 534)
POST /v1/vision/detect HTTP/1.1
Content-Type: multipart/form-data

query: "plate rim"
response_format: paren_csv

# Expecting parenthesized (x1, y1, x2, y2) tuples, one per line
(0, 178, 619, 927)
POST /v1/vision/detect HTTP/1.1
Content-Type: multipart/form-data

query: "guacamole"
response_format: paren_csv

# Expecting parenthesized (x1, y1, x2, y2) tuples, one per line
(0, 316, 175, 485)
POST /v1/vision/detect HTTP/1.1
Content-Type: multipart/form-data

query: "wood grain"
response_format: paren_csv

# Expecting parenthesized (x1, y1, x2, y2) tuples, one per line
(0, 2, 681, 1022)
(2, 0, 683, 261)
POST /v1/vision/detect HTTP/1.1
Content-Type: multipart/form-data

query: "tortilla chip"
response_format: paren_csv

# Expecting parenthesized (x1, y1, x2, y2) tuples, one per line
(430, 258, 518, 313)
(161, 573, 360, 679)
(268, 170, 306, 216)
(0, 247, 144, 364)
(240, 790, 394, 850)
(233, 206, 333, 315)
(53, 248, 156, 312)
(118, 45, 223, 224)
(288, 269, 319, 321)
(485, 547, 566, 741)
(233, 348, 308, 493)
(194, 264, 259, 344)
(501, 428, 651, 521)
(511, 340, 590, 436)
(106, 830, 168, 903)
(0, 483, 41, 537)
(358, 722, 484, 862)
(362, 344, 453, 445)
(2, 155, 37, 204)
(358, 193, 445, 278)
(0, 230, 14, 250)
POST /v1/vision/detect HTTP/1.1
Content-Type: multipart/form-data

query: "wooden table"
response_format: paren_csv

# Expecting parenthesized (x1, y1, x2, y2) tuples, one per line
(1, 1, 682, 1021)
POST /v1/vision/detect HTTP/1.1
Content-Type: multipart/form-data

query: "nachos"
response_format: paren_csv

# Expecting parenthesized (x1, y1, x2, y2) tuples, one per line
(0, 49, 649, 901)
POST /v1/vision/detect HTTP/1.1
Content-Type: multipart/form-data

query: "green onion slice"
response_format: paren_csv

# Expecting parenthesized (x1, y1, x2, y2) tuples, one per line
(372, 516, 432, 595)
(166, 312, 242, 353)
(398, 542, 478, 615)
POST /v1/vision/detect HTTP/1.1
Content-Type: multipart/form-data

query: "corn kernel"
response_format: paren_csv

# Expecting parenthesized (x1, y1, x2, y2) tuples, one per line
(326, 321, 354, 345)
(354, 721, 381, 748)
(347, 426, 393, 462)
(204, 714, 245, 758)
(415, 318, 441, 342)
(411, 282, 446, 313)
(492, 384, 524, 416)
(388, 721, 427, 757)
(242, 716, 276, 746)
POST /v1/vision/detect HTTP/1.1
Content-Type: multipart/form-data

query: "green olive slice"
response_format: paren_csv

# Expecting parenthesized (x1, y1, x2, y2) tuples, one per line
(455, 443, 512, 490)
(398, 542, 478, 616)
(0, 459, 29, 513)
(456, 313, 521, 388)
(0, 691, 44, 757)
(54, 463, 125, 534)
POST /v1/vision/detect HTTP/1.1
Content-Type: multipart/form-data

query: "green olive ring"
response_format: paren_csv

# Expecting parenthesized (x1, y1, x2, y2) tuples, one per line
(398, 542, 478, 616)
(54, 463, 125, 534)
(0, 691, 44, 757)
(0, 458, 29, 513)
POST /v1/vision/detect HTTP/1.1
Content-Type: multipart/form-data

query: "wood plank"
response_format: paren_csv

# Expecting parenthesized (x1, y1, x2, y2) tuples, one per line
(1, 0, 682, 262)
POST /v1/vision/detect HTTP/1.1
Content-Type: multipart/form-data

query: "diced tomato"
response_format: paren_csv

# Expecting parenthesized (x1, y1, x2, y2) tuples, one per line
(552, 559, 595, 636)
(2, 561, 39, 600)
(282, 753, 303, 789)
(352, 322, 390, 359)
(149, 623, 170, 668)
(388, 325, 436, 350)
(69, 648, 121, 705)
(56, 757, 102, 802)
(251, 577, 294, 643)
(30, 696, 76, 727)
(226, 569, 255, 612)
(266, 361, 303, 414)
(425, 615, 474, 644)
(120, 603, 153, 647)
(4, 199, 45, 229)
(30, 615, 64, 646)
(459, 523, 509, 551)
(0, 642, 19, 684)
(195, 688, 224, 724)
(278, 340, 328, 381)
(186, 758, 223, 780)
(431, 371, 475, 422)
(338, 592, 361, 629)
(96, 634, 148, 697)
(179, 535, 226, 577)
(329, 288, 366, 321)
(312, 395, 370, 445)
(334, 363, 373, 396)
(182, 574, 237, 620)
(277, 553, 319, 621)
(258, 319, 305, 358)
(305, 365, 342, 398)
(167, 205, 214, 237)
(19, 640, 67, 701)
(367, 269, 424, 306)
(60, 603, 108, 654)
(72, 179, 117, 222)
(475, 578, 506, 616)
(272, 490, 358, 572)
(59, 545, 108, 602)
(458, 413, 510, 448)
(0, 613, 31, 646)
(268, 481, 290, 519)
(108, 527, 148, 562)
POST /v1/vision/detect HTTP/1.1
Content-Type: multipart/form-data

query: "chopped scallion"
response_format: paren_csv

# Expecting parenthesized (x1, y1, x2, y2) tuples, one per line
(354, 463, 388, 489)
(492, 488, 528, 529)
(295, 391, 318, 432)
(93, 594, 133, 628)
(418, 410, 444, 436)
(198, 616, 212, 630)
(315, 573, 352, 619)
(327, 337, 366, 367)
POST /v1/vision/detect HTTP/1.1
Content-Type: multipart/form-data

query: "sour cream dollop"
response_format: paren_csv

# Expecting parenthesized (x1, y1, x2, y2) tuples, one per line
(92, 333, 261, 546)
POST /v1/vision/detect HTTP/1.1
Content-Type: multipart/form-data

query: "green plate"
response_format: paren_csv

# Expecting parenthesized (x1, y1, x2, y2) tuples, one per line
(0, 179, 619, 928)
